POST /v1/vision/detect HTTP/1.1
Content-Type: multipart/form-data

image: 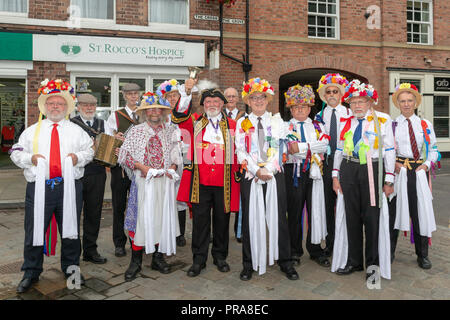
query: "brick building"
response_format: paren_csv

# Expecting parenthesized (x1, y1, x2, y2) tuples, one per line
(0, 0, 449, 152)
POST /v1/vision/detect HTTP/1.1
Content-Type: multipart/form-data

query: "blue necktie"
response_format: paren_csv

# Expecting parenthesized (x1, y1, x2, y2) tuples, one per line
(353, 118, 364, 157)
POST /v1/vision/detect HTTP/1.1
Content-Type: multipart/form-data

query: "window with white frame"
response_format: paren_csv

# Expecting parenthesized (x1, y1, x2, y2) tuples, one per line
(407, 0, 433, 45)
(71, 0, 114, 20)
(434, 95, 449, 138)
(307, 0, 339, 39)
(0, 0, 27, 14)
(149, 0, 188, 25)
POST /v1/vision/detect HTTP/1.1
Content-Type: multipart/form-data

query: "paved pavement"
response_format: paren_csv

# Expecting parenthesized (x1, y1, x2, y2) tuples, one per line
(0, 160, 449, 300)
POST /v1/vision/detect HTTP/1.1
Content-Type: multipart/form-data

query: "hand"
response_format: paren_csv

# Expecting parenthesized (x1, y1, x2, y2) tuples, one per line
(165, 164, 177, 179)
(114, 132, 125, 141)
(415, 164, 428, 172)
(114, 147, 120, 157)
(67, 153, 78, 166)
(256, 167, 273, 181)
(31, 154, 46, 166)
(288, 143, 299, 155)
(394, 162, 403, 174)
(383, 184, 394, 197)
(185, 78, 197, 95)
(332, 177, 342, 195)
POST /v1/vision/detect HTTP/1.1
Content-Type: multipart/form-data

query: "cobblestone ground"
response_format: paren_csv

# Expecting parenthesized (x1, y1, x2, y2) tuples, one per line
(0, 201, 449, 300)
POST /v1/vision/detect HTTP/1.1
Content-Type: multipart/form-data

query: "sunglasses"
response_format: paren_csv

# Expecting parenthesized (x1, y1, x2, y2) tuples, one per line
(325, 89, 339, 95)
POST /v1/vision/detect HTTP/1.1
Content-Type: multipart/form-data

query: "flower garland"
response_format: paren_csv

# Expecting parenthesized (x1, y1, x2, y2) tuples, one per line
(242, 77, 274, 100)
(342, 79, 378, 105)
(38, 78, 75, 99)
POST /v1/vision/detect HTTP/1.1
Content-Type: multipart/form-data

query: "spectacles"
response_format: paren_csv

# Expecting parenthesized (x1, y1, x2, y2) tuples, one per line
(46, 102, 66, 107)
(249, 95, 266, 102)
(325, 89, 339, 95)
(226, 95, 238, 99)
(350, 101, 368, 107)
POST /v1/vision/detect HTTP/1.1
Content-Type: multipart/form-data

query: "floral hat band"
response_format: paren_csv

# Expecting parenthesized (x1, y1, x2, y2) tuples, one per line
(317, 73, 349, 102)
(342, 79, 378, 105)
(156, 79, 179, 98)
(284, 84, 315, 107)
(242, 77, 274, 103)
(392, 83, 422, 109)
(37, 78, 76, 116)
(137, 91, 171, 113)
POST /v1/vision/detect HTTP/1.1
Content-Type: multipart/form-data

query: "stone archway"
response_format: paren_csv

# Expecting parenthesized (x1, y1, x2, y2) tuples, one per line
(263, 55, 376, 115)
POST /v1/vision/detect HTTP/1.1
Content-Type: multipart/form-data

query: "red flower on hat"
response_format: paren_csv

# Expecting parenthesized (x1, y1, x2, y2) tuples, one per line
(411, 84, 418, 91)
(262, 86, 268, 92)
(372, 90, 378, 100)
(244, 84, 251, 93)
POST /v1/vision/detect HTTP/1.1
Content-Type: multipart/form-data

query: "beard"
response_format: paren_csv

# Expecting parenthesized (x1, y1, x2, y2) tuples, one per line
(47, 112, 66, 122)
(205, 108, 221, 118)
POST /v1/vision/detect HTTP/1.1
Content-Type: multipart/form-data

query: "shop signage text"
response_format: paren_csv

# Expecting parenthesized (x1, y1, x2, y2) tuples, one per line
(435, 77, 450, 92)
(194, 14, 245, 24)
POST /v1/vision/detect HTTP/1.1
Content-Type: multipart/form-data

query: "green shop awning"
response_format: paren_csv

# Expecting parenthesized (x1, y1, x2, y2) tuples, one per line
(0, 32, 32, 61)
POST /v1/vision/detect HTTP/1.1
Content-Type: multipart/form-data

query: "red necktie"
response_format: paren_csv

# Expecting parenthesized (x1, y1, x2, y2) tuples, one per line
(49, 123, 62, 178)
(407, 118, 420, 161)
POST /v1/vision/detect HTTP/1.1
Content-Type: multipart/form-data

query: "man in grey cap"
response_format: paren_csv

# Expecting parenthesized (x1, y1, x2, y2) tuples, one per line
(72, 93, 107, 264)
(105, 83, 141, 257)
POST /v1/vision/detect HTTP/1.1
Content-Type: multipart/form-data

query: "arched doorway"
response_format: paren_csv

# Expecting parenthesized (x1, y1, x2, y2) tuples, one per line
(279, 68, 368, 121)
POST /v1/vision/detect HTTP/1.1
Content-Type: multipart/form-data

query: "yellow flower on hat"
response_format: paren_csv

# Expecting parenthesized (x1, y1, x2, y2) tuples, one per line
(399, 83, 412, 89)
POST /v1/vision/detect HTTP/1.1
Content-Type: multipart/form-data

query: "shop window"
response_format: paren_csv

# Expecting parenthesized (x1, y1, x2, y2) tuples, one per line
(149, 0, 188, 25)
(71, 0, 114, 20)
(407, 0, 432, 45)
(119, 78, 146, 108)
(75, 77, 111, 120)
(308, 0, 339, 39)
(433, 96, 449, 138)
(0, 78, 26, 155)
(0, 0, 27, 14)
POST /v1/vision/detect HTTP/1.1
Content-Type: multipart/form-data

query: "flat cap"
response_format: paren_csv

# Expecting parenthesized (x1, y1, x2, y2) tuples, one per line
(77, 93, 97, 104)
(122, 83, 141, 92)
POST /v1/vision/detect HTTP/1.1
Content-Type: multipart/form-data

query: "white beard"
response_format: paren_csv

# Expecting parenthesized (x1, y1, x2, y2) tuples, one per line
(205, 109, 221, 118)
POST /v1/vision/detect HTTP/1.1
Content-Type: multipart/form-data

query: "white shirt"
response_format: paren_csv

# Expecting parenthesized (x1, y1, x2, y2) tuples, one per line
(80, 115, 95, 127)
(317, 104, 352, 154)
(203, 113, 224, 145)
(105, 105, 138, 136)
(225, 107, 239, 120)
(235, 111, 286, 176)
(10, 119, 94, 182)
(332, 110, 396, 183)
(394, 114, 438, 169)
(285, 118, 328, 164)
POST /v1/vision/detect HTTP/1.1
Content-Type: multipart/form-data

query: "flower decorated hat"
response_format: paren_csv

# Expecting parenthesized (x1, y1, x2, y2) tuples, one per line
(317, 73, 349, 102)
(156, 79, 180, 98)
(37, 79, 76, 116)
(284, 84, 315, 107)
(392, 82, 422, 108)
(342, 79, 378, 105)
(242, 77, 274, 104)
(137, 91, 171, 115)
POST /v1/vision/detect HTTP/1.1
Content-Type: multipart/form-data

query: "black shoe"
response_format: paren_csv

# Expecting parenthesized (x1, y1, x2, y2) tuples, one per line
(125, 249, 143, 281)
(323, 247, 332, 258)
(236, 237, 242, 243)
(115, 247, 126, 257)
(291, 255, 301, 266)
(239, 268, 253, 281)
(417, 257, 432, 269)
(83, 252, 107, 264)
(391, 253, 395, 264)
(187, 263, 206, 277)
(16, 277, 39, 294)
(176, 235, 186, 247)
(213, 259, 230, 272)
(151, 252, 171, 274)
(64, 272, 86, 286)
(336, 265, 364, 275)
(310, 255, 330, 268)
(280, 265, 299, 280)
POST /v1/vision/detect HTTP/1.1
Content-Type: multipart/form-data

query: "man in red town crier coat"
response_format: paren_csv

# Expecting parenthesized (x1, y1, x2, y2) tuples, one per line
(171, 79, 240, 277)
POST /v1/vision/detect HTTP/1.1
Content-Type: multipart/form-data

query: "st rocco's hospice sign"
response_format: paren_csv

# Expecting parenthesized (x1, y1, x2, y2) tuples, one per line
(33, 34, 205, 67)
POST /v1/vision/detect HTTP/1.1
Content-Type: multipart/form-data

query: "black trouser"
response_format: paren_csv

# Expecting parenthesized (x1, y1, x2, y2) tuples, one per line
(191, 185, 230, 265)
(110, 165, 131, 249)
(178, 210, 186, 237)
(240, 171, 292, 269)
(22, 180, 83, 278)
(284, 164, 323, 259)
(340, 160, 381, 269)
(323, 154, 336, 251)
(388, 160, 429, 259)
(81, 172, 106, 256)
